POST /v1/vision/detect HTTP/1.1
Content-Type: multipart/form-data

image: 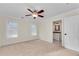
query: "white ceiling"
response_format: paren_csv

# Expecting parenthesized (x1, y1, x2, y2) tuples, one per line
(0, 3, 79, 19)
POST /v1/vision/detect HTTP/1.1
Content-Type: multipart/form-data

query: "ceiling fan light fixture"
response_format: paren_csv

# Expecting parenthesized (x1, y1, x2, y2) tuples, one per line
(32, 13, 38, 18)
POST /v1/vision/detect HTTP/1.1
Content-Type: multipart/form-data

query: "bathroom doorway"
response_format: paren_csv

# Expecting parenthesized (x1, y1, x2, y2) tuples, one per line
(53, 20, 62, 46)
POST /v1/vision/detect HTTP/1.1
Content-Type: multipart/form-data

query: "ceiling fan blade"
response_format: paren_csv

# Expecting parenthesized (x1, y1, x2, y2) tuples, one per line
(38, 15, 44, 18)
(25, 14, 31, 16)
(27, 9, 33, 13)
(38, 10, 44, 14)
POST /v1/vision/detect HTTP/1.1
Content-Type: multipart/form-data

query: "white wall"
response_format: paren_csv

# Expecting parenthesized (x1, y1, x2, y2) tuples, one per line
(38, 8, 79, 52)
(38, 19, 53, 43)
(0, 17, 39, 46)
(38, 17, 63, 43)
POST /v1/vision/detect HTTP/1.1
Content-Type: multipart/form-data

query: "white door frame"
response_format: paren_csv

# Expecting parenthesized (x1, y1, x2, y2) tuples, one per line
(61, 18, 64, 47)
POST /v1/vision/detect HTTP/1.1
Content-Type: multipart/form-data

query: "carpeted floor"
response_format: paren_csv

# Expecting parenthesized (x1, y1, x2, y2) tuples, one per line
(0, 39, 79, 56)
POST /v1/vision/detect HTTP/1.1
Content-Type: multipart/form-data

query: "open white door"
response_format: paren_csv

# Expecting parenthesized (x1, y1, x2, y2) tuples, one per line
(64, 16, 79, 52)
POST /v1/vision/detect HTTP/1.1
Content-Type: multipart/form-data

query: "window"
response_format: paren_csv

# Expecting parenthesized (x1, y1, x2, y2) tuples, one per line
(7, 21, 18, 38)
(31, 24, 37, 36)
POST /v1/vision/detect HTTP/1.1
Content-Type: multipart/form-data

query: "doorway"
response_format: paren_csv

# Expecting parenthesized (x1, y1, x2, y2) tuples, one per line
(53, 20, 62, 47)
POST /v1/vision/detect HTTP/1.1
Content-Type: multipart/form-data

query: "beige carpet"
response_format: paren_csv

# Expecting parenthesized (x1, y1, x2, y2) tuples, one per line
(0, 39, 79, 56)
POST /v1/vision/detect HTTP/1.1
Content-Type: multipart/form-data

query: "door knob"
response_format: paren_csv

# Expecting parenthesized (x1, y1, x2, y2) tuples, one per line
(64, 33, 67, 35)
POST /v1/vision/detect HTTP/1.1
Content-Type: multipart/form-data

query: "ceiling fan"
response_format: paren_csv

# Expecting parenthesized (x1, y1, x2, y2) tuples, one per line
(25, 8, 44, 19)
